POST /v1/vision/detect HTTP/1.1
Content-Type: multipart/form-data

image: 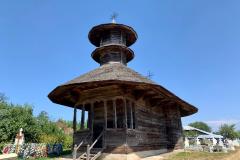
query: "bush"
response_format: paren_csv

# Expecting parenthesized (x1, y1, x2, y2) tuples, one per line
(63, 135, 73, 149)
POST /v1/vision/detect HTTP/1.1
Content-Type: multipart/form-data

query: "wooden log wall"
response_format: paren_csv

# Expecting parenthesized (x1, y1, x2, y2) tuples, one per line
(128, 101, 168, 149)
(163, 106, 183, 150)
(93, 101, 105, 130)
(72, 85, 184, 153)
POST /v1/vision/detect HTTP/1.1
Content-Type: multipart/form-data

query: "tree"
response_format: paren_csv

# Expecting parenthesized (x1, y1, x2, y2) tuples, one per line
(0, 103, 40, 146)
(218, 124, 238, 139)
(0, 94, 73, 152)
(189, 121, 212, 132)
(236, 131, 240, 138)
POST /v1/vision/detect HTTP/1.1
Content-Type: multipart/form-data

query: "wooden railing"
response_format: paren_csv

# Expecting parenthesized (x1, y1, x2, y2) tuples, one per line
(73, 132, 91, 160)
(86, 130, 104, 160)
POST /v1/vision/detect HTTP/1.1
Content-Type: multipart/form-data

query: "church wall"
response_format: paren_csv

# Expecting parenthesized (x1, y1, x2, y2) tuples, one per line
(125, 100, 168, 152)
(163, 106, 184, 150)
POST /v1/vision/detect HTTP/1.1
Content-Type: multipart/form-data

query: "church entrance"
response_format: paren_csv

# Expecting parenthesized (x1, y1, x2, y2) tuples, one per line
(92, 101, 104, 148)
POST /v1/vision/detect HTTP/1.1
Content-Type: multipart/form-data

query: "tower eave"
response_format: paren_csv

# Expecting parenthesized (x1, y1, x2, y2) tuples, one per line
(88, 23, 138, 47)
(91, 45, 135, 64)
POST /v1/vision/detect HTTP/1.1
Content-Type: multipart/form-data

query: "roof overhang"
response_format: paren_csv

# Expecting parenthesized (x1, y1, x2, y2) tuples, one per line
(48, 80, 198, 117)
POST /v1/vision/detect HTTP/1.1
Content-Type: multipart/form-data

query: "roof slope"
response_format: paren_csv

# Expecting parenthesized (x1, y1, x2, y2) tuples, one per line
(64, 63, 155, 85)
(48, 63, 197, 116)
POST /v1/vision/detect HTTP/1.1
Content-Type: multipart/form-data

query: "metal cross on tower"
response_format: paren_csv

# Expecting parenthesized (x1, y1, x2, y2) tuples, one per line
(111, 12, 118, 23)
(146, 71, 154, 79)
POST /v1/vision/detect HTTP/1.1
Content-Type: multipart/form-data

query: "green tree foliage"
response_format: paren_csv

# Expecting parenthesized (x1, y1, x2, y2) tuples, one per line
(218, 124, 238, 139)
(189, 121, 212, 132)
(0, 93, 73, 152)
(183, 130, 200, 137)
(238, 131, 240, 138)
(0, 103, 39, 143)
(36, 111, 65, 143)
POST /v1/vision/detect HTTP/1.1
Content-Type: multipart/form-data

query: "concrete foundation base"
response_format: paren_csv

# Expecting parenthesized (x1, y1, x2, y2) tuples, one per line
(98, 149, 168, 160)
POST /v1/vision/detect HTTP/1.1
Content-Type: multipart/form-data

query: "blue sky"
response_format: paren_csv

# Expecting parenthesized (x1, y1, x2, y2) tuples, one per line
(0, 0, 240, 131)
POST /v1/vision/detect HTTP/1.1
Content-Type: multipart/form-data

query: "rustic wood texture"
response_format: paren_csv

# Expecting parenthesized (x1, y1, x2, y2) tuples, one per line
(50, 22, 196, 155)
(72, 93, 184, 154)
(80, 106, 85, 130)
(73, 107, 77, 132)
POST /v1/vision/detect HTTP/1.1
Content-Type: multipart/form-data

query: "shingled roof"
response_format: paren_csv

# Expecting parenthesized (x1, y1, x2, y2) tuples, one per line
(65, 63, 155, 85)
(48, 63, 197, 116)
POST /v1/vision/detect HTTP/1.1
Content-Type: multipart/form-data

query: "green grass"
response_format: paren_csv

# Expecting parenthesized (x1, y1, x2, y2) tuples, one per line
(167, 151, 234, 160)
(168, 152, 226, 160)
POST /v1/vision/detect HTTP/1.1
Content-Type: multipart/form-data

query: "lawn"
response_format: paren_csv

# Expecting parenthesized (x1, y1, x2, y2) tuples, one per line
(167, 147, 240, 160)
(167, 152, 229, 160)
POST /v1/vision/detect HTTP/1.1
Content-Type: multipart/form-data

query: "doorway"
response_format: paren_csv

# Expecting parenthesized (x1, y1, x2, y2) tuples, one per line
(92, 101, 104, 148)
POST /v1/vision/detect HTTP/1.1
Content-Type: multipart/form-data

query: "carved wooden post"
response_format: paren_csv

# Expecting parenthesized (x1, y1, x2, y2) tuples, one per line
(73, 144, 77, 160)
(81, 105, 85, 130)
(89, 103, 94, 134)
(87, 105, 90, 129)
(73, 106, 77, 132)
(86, 144, 90, 160)
(130, 101, 133, 129)
(113, 99, 117, 128)
(104, 100, 107, 129)
(124, 98, 127, 128)
(91, 103, 94, 143)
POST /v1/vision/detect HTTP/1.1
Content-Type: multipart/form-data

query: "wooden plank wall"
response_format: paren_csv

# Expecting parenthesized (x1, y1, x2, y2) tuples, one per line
(128, 101, 168, 150)
(163, 106, 183, 150)
(73, 86, 184, 153)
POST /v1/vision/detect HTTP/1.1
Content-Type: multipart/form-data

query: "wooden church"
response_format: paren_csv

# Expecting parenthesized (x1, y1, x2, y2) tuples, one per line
(48, 21, 198, 160)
